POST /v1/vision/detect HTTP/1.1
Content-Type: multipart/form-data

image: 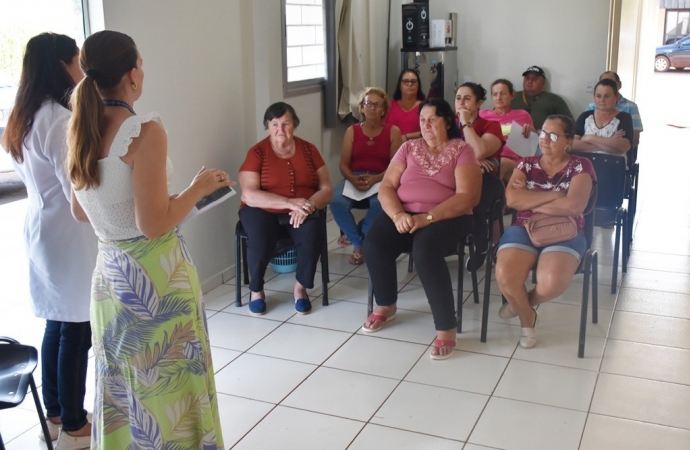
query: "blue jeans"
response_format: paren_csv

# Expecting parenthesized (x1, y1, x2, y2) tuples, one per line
(330, 174, 383, 249)
(41, 320, 91, 432)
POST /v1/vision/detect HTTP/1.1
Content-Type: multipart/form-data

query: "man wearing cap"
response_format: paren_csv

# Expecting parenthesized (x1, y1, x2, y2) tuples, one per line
(511, 65, 572, 129)
(585, 71, 643, 148)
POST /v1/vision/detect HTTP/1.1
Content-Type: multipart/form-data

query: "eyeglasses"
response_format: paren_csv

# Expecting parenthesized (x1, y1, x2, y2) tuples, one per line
(538, 130, 562, 142)
(363, 101, 383, 109)
(401, 79, 418, 85)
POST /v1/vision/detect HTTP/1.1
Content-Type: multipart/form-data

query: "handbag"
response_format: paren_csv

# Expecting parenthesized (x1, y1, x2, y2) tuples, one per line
(525, 213, 578, 247)
(524, 170, 596, 247)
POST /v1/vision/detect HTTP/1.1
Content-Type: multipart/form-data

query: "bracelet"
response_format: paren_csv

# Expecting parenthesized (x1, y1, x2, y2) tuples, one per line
(392, 211, 405, 220)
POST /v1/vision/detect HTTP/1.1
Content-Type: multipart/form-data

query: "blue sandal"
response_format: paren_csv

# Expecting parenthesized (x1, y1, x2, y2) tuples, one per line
(248, 296, 266, 316)
(295, 298, 312, 315)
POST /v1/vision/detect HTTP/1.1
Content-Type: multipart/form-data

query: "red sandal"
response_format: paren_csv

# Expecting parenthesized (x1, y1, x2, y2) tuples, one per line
(361, 312, 397, 333)
(430, 338, 457, 360)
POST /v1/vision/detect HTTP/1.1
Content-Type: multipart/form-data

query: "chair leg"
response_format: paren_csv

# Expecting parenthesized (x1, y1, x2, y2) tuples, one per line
(611, 210, 622, 294)
(407, 254, 414, 273)
(480, 242, 493, 343)
(321, 257, 329, 307)
(235, 234, 243, 307)
(367, 280, 374, 316)
(242, 239, 249, 286)
(457, 240, 465, 332)
(30, 375, 54, 450)
(622, 208, 630, 273)
(592, 251, 599, 324)
(578, 252, 592, 359)
(466, 241, 480, 304)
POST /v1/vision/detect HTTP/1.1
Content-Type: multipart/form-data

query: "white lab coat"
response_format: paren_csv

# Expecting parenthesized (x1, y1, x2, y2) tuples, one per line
(11, 101, 97, 322)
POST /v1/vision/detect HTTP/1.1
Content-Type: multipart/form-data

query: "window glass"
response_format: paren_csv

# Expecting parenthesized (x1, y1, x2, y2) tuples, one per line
(664, 9, 690, 45)
(284, 0, 326, 84)
(0, 0, 86, 128)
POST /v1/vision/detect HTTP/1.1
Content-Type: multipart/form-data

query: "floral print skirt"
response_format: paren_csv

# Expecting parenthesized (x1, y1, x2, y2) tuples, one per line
(90, 229, 223, 450)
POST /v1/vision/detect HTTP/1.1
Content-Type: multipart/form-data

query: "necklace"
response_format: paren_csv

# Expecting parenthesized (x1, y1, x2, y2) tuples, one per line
(103, 99, 136, 115)
(362, 122, 382, 146)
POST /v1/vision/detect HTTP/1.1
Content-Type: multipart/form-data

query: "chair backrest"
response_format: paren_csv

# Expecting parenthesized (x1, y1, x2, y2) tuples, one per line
(0, 337, 38, 408)
(570, 151, 626, 209)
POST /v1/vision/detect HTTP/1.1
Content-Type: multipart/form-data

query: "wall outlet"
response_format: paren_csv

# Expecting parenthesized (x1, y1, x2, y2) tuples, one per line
(586, 77, 596, 93)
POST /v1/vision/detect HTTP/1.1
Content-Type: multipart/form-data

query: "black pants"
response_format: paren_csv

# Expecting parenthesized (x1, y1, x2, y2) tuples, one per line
(472, 172, 505, 252)
(364, 213, 473, 330)
(239, 206, 322, 292)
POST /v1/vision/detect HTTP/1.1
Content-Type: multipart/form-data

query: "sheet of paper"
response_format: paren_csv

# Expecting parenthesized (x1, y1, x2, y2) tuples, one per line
(342, 180, 380, 201)
(506, 121, 539, 158)
(181, 186, 236, 225)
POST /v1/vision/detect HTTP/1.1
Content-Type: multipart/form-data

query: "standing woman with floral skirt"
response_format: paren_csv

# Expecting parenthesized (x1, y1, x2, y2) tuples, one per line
(68, 30, 230, 449)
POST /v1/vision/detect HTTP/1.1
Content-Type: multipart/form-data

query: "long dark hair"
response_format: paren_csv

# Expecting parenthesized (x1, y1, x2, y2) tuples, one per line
(2, 33, 78, 163)
(393, 69, 425, 101)
(418, 97, 461, 139)
(68, 30, 138, 190)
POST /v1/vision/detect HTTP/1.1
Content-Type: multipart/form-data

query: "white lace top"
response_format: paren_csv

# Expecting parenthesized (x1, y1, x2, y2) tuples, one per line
(74, 112, 172, 240)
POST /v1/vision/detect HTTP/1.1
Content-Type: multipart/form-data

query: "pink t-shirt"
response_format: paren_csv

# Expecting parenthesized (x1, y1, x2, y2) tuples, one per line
(479, 109, 534, 162)
(392, 138, 478, 214)
(385, 100, 421, 135)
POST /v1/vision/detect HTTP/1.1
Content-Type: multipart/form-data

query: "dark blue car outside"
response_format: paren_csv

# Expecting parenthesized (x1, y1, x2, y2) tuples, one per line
(655, 35, 690, 72)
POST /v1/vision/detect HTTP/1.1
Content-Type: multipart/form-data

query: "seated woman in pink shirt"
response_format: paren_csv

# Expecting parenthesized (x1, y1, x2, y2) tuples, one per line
(362, 98, 481, 361)
(479, 79, 536, 185)
(386, 69, 425, 143)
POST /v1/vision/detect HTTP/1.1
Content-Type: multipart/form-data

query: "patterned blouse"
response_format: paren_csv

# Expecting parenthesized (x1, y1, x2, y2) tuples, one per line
(514, 155, 596, 232)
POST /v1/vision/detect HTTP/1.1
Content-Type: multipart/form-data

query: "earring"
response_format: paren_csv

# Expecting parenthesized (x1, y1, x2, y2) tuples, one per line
(131, 83, 138, 90)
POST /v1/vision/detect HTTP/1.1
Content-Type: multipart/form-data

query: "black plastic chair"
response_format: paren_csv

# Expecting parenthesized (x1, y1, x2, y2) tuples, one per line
(234, 208, 330, 307)
(462, 195, 505, 342)
(0, 337, 54, 450)
(366, 222, 478, 328)
(624, 148, 639, 257)
(571, 151, 628, 293)
(494, 186, 599, 358)
(339, 199, 370, 235)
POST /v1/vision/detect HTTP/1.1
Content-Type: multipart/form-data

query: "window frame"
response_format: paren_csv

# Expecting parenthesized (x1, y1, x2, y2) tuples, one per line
(281, 0, 333, 97)
(663, 8, 690, 45)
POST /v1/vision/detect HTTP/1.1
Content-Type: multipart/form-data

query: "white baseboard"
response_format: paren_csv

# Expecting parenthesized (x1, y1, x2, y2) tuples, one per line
(200, 265, 236, 294)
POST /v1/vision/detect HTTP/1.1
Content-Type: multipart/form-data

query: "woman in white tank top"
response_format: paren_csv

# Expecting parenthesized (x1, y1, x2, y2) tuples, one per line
(67, 30, 232, 450)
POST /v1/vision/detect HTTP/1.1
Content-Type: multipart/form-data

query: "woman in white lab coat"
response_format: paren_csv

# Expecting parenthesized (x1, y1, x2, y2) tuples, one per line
(1, 33, 96, 448)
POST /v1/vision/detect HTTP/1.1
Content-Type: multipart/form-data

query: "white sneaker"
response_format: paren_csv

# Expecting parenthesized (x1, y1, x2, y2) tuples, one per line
(38, 420, 60, 441)
(55, 429, 91, 450)
(519, 309, 540, 349)
(498, 302, 518, 319)
(39, 412, 92, 442)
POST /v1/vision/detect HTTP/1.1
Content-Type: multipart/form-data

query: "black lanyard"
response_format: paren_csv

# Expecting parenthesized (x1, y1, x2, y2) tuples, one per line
(103, 99, 136, 115)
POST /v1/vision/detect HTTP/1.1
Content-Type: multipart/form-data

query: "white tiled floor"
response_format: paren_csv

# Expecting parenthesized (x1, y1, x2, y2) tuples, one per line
(2, 124, 690, 449)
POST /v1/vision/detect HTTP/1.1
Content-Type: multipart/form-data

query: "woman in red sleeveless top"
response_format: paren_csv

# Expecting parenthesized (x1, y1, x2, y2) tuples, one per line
(331, 87, 402, 264)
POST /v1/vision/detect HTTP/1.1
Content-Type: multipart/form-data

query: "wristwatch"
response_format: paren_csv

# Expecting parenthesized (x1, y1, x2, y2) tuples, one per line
(426, 213, 434, 224)
(462, 122, 472, 129)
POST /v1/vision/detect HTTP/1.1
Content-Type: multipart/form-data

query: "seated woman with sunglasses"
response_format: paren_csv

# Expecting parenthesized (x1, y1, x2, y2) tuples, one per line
(331, 87, 402, 265)
(495, 115, 595, 349)
(386, 69, 425, 143)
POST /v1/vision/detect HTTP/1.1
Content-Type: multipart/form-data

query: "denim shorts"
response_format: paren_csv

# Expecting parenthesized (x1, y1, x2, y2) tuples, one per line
(497, 225, 586, 261)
